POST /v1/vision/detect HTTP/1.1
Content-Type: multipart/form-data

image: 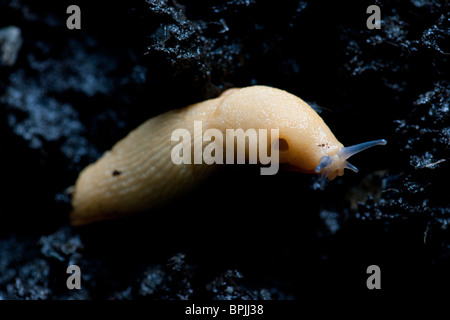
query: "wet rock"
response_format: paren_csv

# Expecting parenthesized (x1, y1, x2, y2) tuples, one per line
(146, 253, 194, 300)
(0, 26, 22, 66)
(139, 253, 193, 299)
(11, 259, 50, 300)
(139, 266, 166, 297)
(137, 0, 250, 97)
(319, 210, 342, 235)
(3, 70, 95, 163)
(0, 235, 50, 300)
(39, 227, 84, 265)
(349, 78, 449, 260)
(206, 269, 274, 300)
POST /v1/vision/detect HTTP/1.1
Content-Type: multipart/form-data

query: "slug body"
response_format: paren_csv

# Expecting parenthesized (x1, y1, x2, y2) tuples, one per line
(71, 85, 386, 226)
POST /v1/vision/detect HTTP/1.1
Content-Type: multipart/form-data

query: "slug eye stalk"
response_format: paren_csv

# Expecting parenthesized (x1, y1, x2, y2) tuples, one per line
(339, 139, 388, 159)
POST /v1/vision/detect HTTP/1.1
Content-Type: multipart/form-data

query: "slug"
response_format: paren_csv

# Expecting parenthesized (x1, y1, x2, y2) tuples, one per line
(70, 85, 386, 226)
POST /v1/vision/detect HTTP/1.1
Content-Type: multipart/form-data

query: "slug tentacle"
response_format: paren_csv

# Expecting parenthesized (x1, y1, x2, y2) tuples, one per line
(315, 139, 387, 187)
(344, 161, 358, 173)
(339, 139, 387, 160)
(315, 155, 332, 188)
(315, 155, 332, 173)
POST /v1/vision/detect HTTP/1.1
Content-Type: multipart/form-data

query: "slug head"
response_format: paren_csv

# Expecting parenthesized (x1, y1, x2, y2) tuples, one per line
(315, 139, 387, 188)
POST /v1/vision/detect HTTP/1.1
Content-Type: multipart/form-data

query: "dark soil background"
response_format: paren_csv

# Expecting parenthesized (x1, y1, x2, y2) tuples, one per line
(0, 0, 449, 300)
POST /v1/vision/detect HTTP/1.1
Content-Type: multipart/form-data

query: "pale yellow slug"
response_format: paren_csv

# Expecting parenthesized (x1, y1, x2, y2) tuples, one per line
(70, 85, 386, 226)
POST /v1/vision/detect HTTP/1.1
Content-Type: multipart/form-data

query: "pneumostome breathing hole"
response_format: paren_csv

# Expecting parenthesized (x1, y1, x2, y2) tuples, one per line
(277, 138, 289, 151)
